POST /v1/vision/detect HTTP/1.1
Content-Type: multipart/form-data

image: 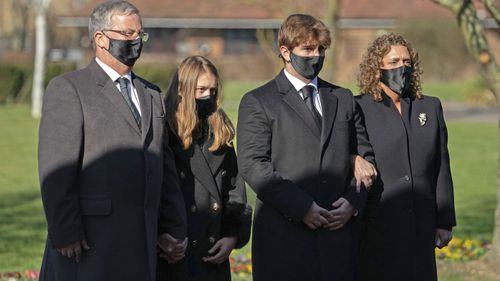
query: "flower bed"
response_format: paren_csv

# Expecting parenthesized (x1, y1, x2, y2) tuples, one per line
(230, 252, 252, 277)
(0, 270, 39, 281)
(435, 238, 490, 261)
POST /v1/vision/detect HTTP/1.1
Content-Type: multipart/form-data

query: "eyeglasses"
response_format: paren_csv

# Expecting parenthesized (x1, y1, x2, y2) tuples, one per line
(102, 29, 149, 42)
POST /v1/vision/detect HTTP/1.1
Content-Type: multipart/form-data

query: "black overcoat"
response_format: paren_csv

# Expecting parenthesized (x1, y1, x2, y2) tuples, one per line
(157, 125, 252, 281)
(236, 70, 374, 281)
(38, 60, 187, 281)
(355, 93, 456, 281)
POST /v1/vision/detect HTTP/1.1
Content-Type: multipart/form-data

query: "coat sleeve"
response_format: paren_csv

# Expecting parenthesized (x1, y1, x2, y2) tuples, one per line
(353, 98, 376, 164)
(342, 96, 372, 216)
(38, 76, 85, 248)
(237, 93, 314, 223)
(220, 146, 252, 249)
(158, 102, 188, 239)
(435, 99, 456, 229)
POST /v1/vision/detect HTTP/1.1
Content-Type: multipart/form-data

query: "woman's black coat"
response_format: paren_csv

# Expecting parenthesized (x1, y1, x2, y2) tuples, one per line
(157, 125, 252, 281)
(355, 94, 456, 281)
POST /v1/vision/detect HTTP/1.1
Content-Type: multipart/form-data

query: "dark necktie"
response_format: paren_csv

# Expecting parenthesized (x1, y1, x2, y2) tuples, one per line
(302, 85, 322, 129)
(117, 77, 141, 130)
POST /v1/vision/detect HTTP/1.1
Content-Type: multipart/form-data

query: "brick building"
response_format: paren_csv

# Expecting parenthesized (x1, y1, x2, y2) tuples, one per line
(1, 0, 499, 82)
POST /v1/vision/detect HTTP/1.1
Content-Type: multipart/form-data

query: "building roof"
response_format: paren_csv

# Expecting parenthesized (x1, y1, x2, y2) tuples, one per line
(55, 0, 500, 29)
(63, 0, 326, 19)
(58, 0, 457, 19)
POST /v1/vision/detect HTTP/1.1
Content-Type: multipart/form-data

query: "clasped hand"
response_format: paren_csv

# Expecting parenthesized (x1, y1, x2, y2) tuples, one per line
(202, 236, 237, 264)
(158, 233, 188, 264)
(302, 199, 356, 230)
(57, 239, 90, 263)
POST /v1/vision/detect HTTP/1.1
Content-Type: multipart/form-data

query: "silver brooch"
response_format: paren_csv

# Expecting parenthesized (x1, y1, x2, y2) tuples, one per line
(418, 113, 427, 126)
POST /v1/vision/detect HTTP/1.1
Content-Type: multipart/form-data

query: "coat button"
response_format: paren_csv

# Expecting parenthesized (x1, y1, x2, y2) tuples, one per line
(403, 175, 410, 181)
(209, 236, 216, 243)
(322, 179, 328, 184)
(192, 240, 198, 246)
(212, 202, 220, 212)
(190, 205, 197, 213)
(179, 170, 186, 179)
(221, 170, 226, 177)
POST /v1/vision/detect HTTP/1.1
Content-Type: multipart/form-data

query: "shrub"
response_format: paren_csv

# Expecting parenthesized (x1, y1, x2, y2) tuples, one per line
(133, 64, 177, 92)
(0, 62, 77, 105)
(0, 62, 177, 105)
(0, 65, 26, 104)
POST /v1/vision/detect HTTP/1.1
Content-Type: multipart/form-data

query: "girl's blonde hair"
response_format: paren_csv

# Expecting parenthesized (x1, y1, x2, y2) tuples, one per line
(165, 56, 234, 151)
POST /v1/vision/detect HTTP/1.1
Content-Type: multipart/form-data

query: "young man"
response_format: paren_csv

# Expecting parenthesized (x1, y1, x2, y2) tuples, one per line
(237, 14, 375, 281)
(38, 2, 186, 281)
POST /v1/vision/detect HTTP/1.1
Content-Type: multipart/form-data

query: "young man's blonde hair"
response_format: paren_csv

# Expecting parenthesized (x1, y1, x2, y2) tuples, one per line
(278, 14, 331, 60)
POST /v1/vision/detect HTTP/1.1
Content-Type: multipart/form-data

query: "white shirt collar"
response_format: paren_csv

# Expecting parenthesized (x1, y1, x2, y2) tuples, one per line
(95, 57, 132, 82)
(283, 68, 318, 92)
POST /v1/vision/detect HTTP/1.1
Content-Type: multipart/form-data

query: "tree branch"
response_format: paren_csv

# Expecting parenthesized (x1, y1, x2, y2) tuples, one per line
(484, 0, 500, 28)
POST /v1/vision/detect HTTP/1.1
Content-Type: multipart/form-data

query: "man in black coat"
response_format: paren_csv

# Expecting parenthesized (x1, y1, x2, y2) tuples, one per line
(38, 2, 186, 281)
(237, 14, 375, 281)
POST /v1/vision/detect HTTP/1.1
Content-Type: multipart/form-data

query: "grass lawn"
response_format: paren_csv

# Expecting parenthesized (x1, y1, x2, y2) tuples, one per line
(0, 78, 497, 281)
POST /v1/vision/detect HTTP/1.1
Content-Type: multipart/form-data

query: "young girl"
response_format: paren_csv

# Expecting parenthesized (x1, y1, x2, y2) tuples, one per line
(157, 56, 252, 281)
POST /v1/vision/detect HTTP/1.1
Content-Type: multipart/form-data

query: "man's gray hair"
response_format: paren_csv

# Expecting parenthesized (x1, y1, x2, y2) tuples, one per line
(88, 1, 141, 47)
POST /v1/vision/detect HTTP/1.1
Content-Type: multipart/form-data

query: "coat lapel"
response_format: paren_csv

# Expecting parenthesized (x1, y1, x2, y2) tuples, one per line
(380, 93, 412, 173)
(133, 75, 152, 142)
(190, 145, 222, 203)
(89, 60, 141, 136)
(203, 144, 226, 177)
(319, 85, 338, 150)
(276, 71, 321, 139)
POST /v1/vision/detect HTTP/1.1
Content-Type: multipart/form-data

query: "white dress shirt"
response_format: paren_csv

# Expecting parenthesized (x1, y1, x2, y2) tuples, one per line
(95, 58, 141, 115)
(283, 68, 323, 116)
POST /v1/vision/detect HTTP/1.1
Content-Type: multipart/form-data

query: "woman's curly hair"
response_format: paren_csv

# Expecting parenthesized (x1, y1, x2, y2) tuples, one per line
(358, 33, 423, 102)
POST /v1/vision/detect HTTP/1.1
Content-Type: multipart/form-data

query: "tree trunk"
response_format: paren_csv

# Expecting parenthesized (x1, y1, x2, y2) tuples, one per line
(255, 29, 282, 74)
(31, 0, 50, 119)
(431, 0, 500, 265)
(324, 0, 339, 82)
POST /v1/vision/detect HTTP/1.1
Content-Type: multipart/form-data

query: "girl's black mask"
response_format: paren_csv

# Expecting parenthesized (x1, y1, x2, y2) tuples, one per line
(380, 65, 413, 96)
(104, 34, 143, 67)
(195, 95, 215, 120)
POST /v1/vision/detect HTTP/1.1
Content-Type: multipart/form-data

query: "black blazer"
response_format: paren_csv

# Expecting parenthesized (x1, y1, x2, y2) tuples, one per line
(237, 70, 374, 281)
(38, 60, 187, 281)
(158, 125, 252, 281)
(355, 93, 456, 281)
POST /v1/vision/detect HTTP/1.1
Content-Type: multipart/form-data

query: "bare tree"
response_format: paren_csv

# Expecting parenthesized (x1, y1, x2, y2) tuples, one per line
(242, 0, 340, 79)
(10, 0, 32, 51)
(31, 0, 51, 118)
(431, 0, 500, 264)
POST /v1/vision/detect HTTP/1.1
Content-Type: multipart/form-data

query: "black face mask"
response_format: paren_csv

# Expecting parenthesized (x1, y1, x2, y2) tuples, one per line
(195, 95, 215, 120)
(380, 65, 413, 96)
(104, 34, 143, 67)
(289, 52, 325, 80)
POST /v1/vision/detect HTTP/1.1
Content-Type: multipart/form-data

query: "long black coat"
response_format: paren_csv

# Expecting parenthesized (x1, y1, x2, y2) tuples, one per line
(355, 93, 456, 281)
(237, 71, 374, 281)
(38, 60, 187, 281)
(157, 125, 252, 281)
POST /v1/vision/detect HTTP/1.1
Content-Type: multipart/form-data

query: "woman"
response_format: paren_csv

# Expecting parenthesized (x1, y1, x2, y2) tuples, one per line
(157, 56, 252, 281)
(355, 34, 456, 281)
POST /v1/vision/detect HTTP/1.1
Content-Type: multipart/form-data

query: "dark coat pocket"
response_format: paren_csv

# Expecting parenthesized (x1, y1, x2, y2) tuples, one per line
(79, 196, 112, 216)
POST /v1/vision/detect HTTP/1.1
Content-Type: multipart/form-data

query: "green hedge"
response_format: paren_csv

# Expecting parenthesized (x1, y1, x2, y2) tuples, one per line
(132, 64, 177, 92)
(0, 62, 76, 105)
(0, 65, 29, 104)
(0, 62, 176, 105)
